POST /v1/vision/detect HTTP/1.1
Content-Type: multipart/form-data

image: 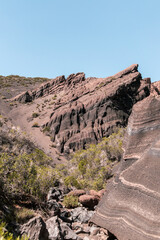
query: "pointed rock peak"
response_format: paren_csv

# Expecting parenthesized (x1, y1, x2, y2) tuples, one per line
(113, 64, 139, 79)
(66, 72, 85, 85)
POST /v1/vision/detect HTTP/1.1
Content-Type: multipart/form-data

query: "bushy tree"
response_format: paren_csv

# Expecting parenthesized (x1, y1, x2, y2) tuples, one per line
(0, 150, 58, 200)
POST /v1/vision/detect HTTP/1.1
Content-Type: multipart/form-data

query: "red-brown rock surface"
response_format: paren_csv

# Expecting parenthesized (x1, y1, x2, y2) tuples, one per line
(79, 194, 100, 209)
(92, 95, 160, 240)
(68, 189, 86, 197)
(151, 80, 160, 96)
(14, 64, 150, 154)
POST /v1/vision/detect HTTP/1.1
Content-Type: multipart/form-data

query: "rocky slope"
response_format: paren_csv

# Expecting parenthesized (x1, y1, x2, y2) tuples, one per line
(12, 64, 150, 155)
(19, 188, 112, 240)
(1, 64, 158, 239)
(92, 95, 160, 240)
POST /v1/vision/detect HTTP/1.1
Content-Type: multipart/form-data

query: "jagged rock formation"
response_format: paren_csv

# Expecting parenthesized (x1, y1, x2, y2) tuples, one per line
(151, 80, 160, 96)
(14, 64, 150, 154)
(92, 95, 160, 240)
(13, 75, 66, 103)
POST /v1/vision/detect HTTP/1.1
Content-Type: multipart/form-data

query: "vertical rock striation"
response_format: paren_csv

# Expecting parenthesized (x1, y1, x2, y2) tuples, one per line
(47, 64, 150, 153)
(92, 96, 160, 240)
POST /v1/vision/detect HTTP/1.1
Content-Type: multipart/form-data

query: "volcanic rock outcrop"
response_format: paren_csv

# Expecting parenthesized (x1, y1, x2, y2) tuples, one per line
(14, 64, 150, 154)
(151, 80, 160, 96)
(92, 95, 160, 240)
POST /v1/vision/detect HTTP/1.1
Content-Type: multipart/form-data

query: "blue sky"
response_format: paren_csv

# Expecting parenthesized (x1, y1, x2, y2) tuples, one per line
(0, 0, 160, 82)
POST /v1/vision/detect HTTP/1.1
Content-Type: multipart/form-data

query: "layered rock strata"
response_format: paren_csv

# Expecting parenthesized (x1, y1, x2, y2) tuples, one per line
(92, 96, 160, 240)
(151, 80, 160, 96)
(14, 64, 150, 153)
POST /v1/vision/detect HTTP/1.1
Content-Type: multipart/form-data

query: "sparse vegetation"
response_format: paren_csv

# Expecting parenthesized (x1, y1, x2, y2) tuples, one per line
(63, 195, 79, 208)
(48, 128, 125, 191)
(0, 150, 58, 200)
(49, 101, 55, 105)
(32, 122, 39, 127)
(42, 126, 50, 133)
(0, 75, 49, 89)
(0, 124, 125, 238)
(52, 94, 57, 100)
(0, 75, 50, 100)
(0, 221, 28, 239)
(32, 112, 39, 118)
(9, 102, 16, 107)
(15, 207, 36, 224)
(1, 96, 6, 99)
(59, 128, 125, 190)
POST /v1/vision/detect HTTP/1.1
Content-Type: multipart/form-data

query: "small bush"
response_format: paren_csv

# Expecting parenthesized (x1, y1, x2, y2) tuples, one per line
(9, 102, 15, 106)
(42, 126, 50, 133)
(32, 122, 39, 127)
(64, 176, 81, 189)
(32, 112, 39, 118)
(60, 127, 125, 191)
(0, 221, 28, 239)
(52, 94, 57, 100)
(1, 96, 6, 99)
(0, 151, 59, 200)
(15, 208, 36, 224)
(63, 195, 79, 208)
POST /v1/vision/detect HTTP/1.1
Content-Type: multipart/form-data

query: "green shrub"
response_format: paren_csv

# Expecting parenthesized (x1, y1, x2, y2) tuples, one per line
(42, 126, 50, 133)
(63, 195, 79, 208)
(52, 94, 57, 100)
(0, 151, 58, 200)
(32, 122, 39, 127)
(0, 128, 125, 203)
(32, 112, 39, 118)
(0, 221, 28, 239)
(59, 127, 125, 191)
(0, 120, 3, 127)
(64, 176, 81, 189)
(15, 208, 36, 224)
(29, 148, 52, 165)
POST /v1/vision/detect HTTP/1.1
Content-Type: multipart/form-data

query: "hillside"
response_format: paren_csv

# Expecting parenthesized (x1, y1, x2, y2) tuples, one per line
(0, 64, 159, 240)
(0, 64, 150, 163)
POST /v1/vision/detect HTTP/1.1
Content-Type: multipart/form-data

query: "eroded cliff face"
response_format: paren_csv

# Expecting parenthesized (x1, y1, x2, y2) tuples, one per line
(14, 64, 150, 154)
(92, 96, 160, 240)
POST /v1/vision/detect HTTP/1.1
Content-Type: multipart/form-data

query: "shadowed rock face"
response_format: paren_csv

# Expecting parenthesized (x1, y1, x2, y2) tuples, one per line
(92, 96, 160, 240)
(14, 64, 150, 154)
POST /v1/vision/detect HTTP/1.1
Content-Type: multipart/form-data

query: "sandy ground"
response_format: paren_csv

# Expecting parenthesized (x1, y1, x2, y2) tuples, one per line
(0, 96, 66, 164)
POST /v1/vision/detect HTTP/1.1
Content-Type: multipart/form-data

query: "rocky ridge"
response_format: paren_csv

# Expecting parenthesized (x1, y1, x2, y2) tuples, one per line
(13, 64, 150, 155)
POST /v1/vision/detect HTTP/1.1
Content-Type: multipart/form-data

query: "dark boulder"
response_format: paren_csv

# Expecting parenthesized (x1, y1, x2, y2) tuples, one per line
(47, 200, 62, 216)
(70, 207, 94, 223)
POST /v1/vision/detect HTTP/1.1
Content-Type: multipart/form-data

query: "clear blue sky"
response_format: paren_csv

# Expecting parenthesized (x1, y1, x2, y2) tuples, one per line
(0, 0, 160, 82)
